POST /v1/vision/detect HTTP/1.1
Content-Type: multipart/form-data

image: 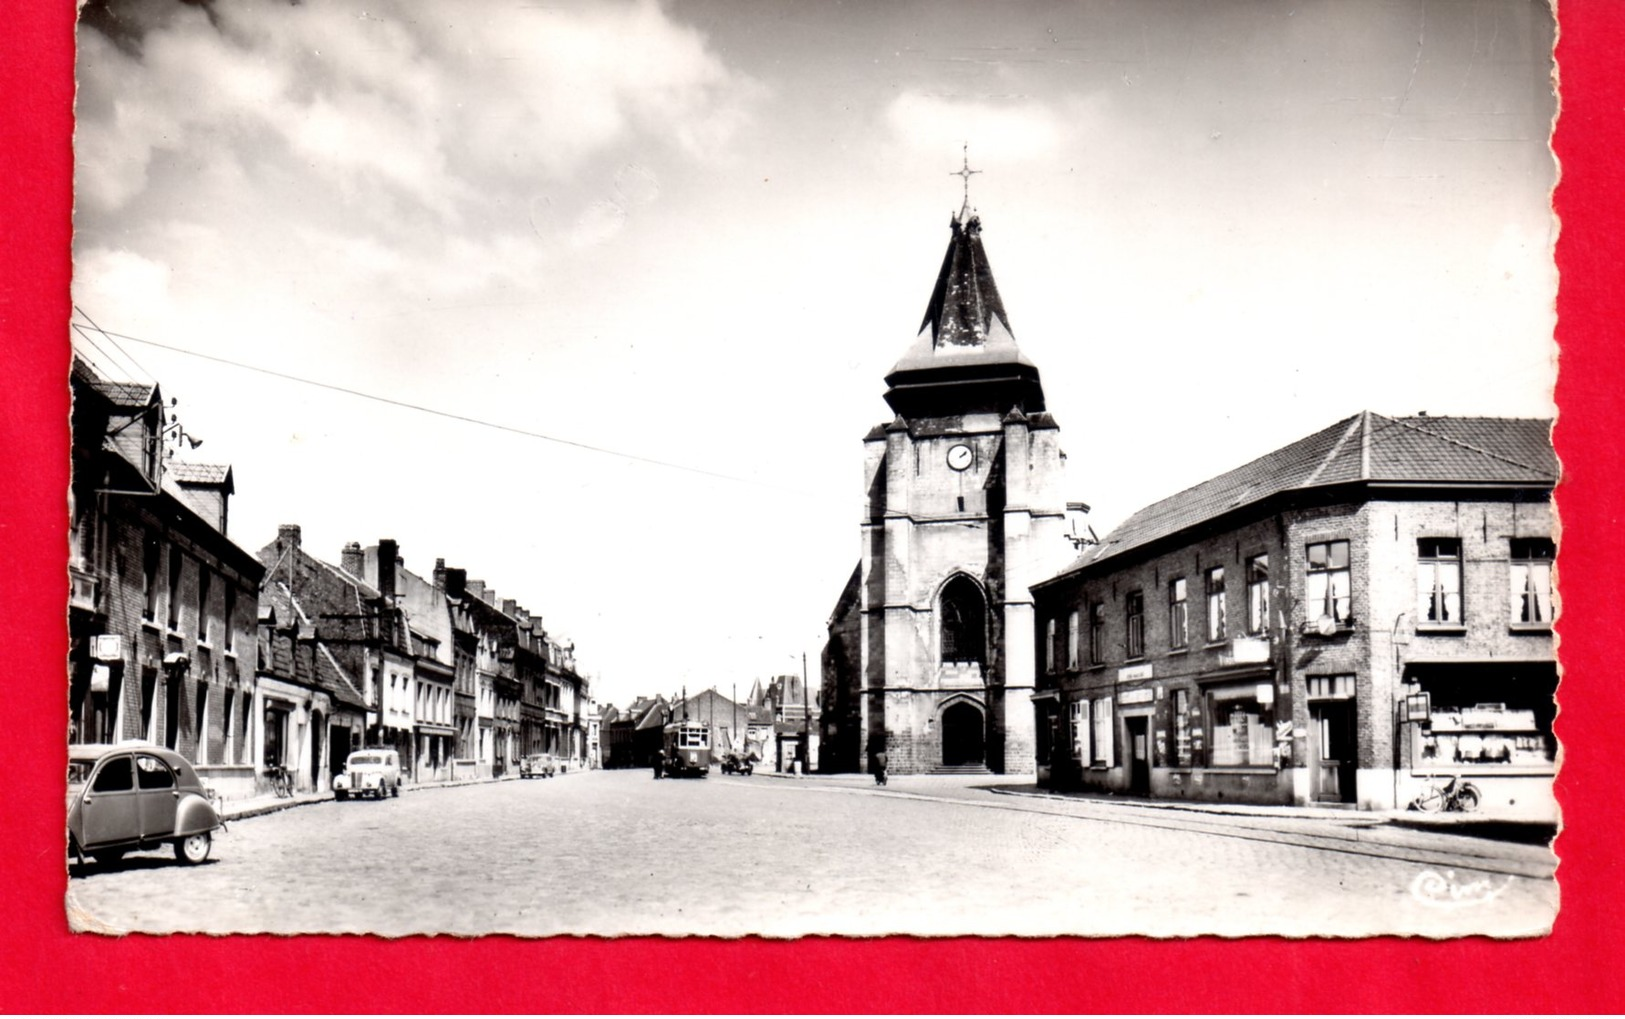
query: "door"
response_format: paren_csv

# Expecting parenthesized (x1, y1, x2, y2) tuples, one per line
(81, 753, 139, 848)
(941, 702, 985, 766)
(134, 753, 179, 840)
(1310, 701, 1357, 803)
(1127, 717, 1151, 796)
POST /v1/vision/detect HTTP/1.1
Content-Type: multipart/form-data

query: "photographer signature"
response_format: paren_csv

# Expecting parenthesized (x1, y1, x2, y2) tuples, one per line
(1410, 868, 1515, 908)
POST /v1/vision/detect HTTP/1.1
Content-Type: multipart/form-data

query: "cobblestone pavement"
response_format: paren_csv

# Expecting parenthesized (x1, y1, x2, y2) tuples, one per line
(64, 771, 1557, 938)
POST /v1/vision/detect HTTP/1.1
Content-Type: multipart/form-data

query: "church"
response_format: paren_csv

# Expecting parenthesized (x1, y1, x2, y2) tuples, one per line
(820, 198, 1077, 775)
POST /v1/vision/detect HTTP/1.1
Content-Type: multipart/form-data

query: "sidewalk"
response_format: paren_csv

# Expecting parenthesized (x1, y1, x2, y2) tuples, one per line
(755, 769, 1557, 847)
(218, 772, 519, 822)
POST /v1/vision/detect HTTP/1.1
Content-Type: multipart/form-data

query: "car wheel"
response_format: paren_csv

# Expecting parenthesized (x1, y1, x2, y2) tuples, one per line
(392, 781, 401, 798)
(91, 847, 126, 866)
(174, 832, 211, 865)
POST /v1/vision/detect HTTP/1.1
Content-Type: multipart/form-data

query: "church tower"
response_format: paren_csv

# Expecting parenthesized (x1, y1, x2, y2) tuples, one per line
(830, 195, 1073, 776)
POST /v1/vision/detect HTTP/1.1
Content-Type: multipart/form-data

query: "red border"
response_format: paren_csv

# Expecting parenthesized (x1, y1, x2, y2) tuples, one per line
(4, 2, 1621, 1012)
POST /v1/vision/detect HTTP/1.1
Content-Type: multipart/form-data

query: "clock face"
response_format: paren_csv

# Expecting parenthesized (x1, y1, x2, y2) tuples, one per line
(946, 443, 974, 471)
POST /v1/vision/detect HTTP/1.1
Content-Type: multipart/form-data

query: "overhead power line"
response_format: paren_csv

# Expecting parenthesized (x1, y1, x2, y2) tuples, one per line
(72, 317, 810, 493)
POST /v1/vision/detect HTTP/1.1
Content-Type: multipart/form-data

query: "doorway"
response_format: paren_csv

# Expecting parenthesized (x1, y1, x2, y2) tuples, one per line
(1309, 701, 1357, 803)
(941, 701, 985, 766)
(1126, 716, 1151, 796)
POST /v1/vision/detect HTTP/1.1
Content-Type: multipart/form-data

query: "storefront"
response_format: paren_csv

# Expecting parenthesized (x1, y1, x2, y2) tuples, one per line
(1399, 661, 1557, 819)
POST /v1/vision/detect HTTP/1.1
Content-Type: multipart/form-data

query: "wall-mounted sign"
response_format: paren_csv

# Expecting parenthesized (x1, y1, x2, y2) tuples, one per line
(1230, 637, 1271, 663)
(1120, 688, 1154, 706)
(1118, 663, 1153, 683)
(91, 635, 122, 661)
(1256, 683, 1274, 705)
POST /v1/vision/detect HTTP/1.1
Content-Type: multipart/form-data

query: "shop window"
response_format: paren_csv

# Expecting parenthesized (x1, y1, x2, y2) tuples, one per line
(1205, 567, 1226, 643)
(1510, 537, 1554, 627)
(1172, 689, 1192, 766)
(1420, 702, 1554, 768)
(1418, 538, 1463, 626)
(1091, 696, 1114, 766)
(1246, 555, 1269, 635)
(1089, 602, 1105, 665)
(1168, 577, 1188, 650)
(1305, 540, 1352, 624)
(1207, 684, 1274, 767)
(1066, 610, 1080, 670)
(1125, 592, 1145, 659)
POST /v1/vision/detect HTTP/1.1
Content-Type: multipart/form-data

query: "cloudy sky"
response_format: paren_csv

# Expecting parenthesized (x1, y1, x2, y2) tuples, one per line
(72, 0, 1557, 709)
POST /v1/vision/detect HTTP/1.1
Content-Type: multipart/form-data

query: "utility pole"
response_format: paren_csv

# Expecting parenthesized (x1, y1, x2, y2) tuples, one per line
(801, 652, 810, 775)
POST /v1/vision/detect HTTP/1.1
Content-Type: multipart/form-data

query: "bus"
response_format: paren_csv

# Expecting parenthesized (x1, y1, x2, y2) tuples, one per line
(661, 720, 710, 778)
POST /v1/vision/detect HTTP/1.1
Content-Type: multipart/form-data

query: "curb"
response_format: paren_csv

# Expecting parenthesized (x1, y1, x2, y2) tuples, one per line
(220, 773, 523, 822)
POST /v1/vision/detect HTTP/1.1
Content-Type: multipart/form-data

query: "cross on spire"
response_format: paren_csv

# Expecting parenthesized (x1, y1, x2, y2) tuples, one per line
(950, 143, 980, 215)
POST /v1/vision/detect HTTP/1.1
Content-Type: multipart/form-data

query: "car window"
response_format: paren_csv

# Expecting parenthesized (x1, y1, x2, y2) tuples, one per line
(68, 760, 95, 788)
(350, 754, 381, 765)
(91, 755, 133, 792)
(135, 754, 176, 790)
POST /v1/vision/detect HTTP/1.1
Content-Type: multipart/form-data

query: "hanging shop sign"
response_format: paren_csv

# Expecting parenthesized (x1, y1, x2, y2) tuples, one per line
(91, 635, 122, 661)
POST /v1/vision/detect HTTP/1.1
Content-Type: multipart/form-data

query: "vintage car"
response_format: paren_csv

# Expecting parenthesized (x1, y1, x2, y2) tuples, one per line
(519, 753, 556, 779)
(333, 748, 402, 800)
(68, 742, 221, 867)
(720, 752, 754, 776)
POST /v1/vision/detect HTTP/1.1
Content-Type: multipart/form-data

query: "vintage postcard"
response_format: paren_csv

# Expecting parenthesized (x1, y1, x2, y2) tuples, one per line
(65, 0, 1558, 938)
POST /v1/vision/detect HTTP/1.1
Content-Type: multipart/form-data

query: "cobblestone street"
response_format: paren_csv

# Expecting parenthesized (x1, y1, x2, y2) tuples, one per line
(65, 771, 1557, 939)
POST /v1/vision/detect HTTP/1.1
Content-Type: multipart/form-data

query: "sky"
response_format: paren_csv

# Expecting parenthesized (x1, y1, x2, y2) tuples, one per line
(71, 0, 1558, 710)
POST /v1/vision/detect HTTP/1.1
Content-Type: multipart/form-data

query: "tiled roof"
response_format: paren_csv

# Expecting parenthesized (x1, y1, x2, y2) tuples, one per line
(165, 461, 232, 485)
(258, 580, 369, 709)
(71, 358, 157, 407)
(1051, 413, 1554, 581)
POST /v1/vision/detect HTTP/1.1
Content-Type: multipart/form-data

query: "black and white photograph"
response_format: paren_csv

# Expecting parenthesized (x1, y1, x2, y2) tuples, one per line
(65, 0, 1559, 938)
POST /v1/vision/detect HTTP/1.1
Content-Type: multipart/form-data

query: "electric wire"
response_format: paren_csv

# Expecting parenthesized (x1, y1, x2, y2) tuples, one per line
(72, 305, 156, 383)
(75, 319, 814, 494)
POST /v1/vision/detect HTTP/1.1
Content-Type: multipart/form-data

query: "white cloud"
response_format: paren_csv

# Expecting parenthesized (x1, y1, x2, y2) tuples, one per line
(885, 90, 1069, 158)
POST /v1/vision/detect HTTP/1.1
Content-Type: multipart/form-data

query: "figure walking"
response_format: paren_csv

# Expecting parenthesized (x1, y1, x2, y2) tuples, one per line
(873, 749, 888, 787)
(652, 750, 664, 779)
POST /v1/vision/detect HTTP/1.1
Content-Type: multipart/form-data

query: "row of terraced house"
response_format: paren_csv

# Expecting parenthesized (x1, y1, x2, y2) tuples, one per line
(66, 358, 598, 804)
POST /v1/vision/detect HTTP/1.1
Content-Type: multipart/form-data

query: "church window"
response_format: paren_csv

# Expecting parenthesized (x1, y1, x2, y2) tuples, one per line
(939, 576, 985, 665)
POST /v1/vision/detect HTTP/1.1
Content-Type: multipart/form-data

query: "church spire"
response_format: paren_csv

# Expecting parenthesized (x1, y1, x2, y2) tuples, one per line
(882, 170, 1045, 418)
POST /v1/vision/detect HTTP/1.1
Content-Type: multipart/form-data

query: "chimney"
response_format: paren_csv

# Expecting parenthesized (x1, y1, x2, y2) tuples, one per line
(340, 541, 363, 578)
(432, 558, 446, 592)
(502, 598, 517, 617)
(377, 539, 398, 599)
(278, 524, 302, 554)
(444, 568, 466, 600)
(468, 580, 486, 602)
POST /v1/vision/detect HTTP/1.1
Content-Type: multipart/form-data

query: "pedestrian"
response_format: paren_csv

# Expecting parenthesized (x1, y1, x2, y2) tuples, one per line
(874, 750, 888, 787)
(652, 750, 664, 780)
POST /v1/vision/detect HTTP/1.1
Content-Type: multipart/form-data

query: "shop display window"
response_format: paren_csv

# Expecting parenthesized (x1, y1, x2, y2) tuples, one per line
(1420, 702, 1555, 768)
(1207, 684, 1274, 766)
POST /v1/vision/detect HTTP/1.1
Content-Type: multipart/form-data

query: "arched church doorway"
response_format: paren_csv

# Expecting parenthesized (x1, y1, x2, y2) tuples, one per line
(941, 701, 985, 767)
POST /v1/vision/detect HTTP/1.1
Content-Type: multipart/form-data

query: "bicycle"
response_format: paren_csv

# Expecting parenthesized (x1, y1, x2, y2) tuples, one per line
(267, 764, 294, 799)
(1409, 774, 1481, 813)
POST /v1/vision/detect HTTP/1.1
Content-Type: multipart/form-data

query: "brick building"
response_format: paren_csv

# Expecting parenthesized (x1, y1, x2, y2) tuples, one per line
(68, 359, 265, 800)
(1030, 413, 1556, 817)
(257, 527, 411, 784)
(821, 206, 1076, 775)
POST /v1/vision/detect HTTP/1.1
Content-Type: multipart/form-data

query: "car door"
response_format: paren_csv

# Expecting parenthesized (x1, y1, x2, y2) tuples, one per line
(80, 753, 138, 849)
(134, 752, 179, 840)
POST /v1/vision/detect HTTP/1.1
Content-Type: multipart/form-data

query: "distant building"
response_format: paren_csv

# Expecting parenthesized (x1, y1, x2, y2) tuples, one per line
(68, 359, 265, 801)
(821, 207, 1075, 775)
(1030, 413, 1556, 817)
